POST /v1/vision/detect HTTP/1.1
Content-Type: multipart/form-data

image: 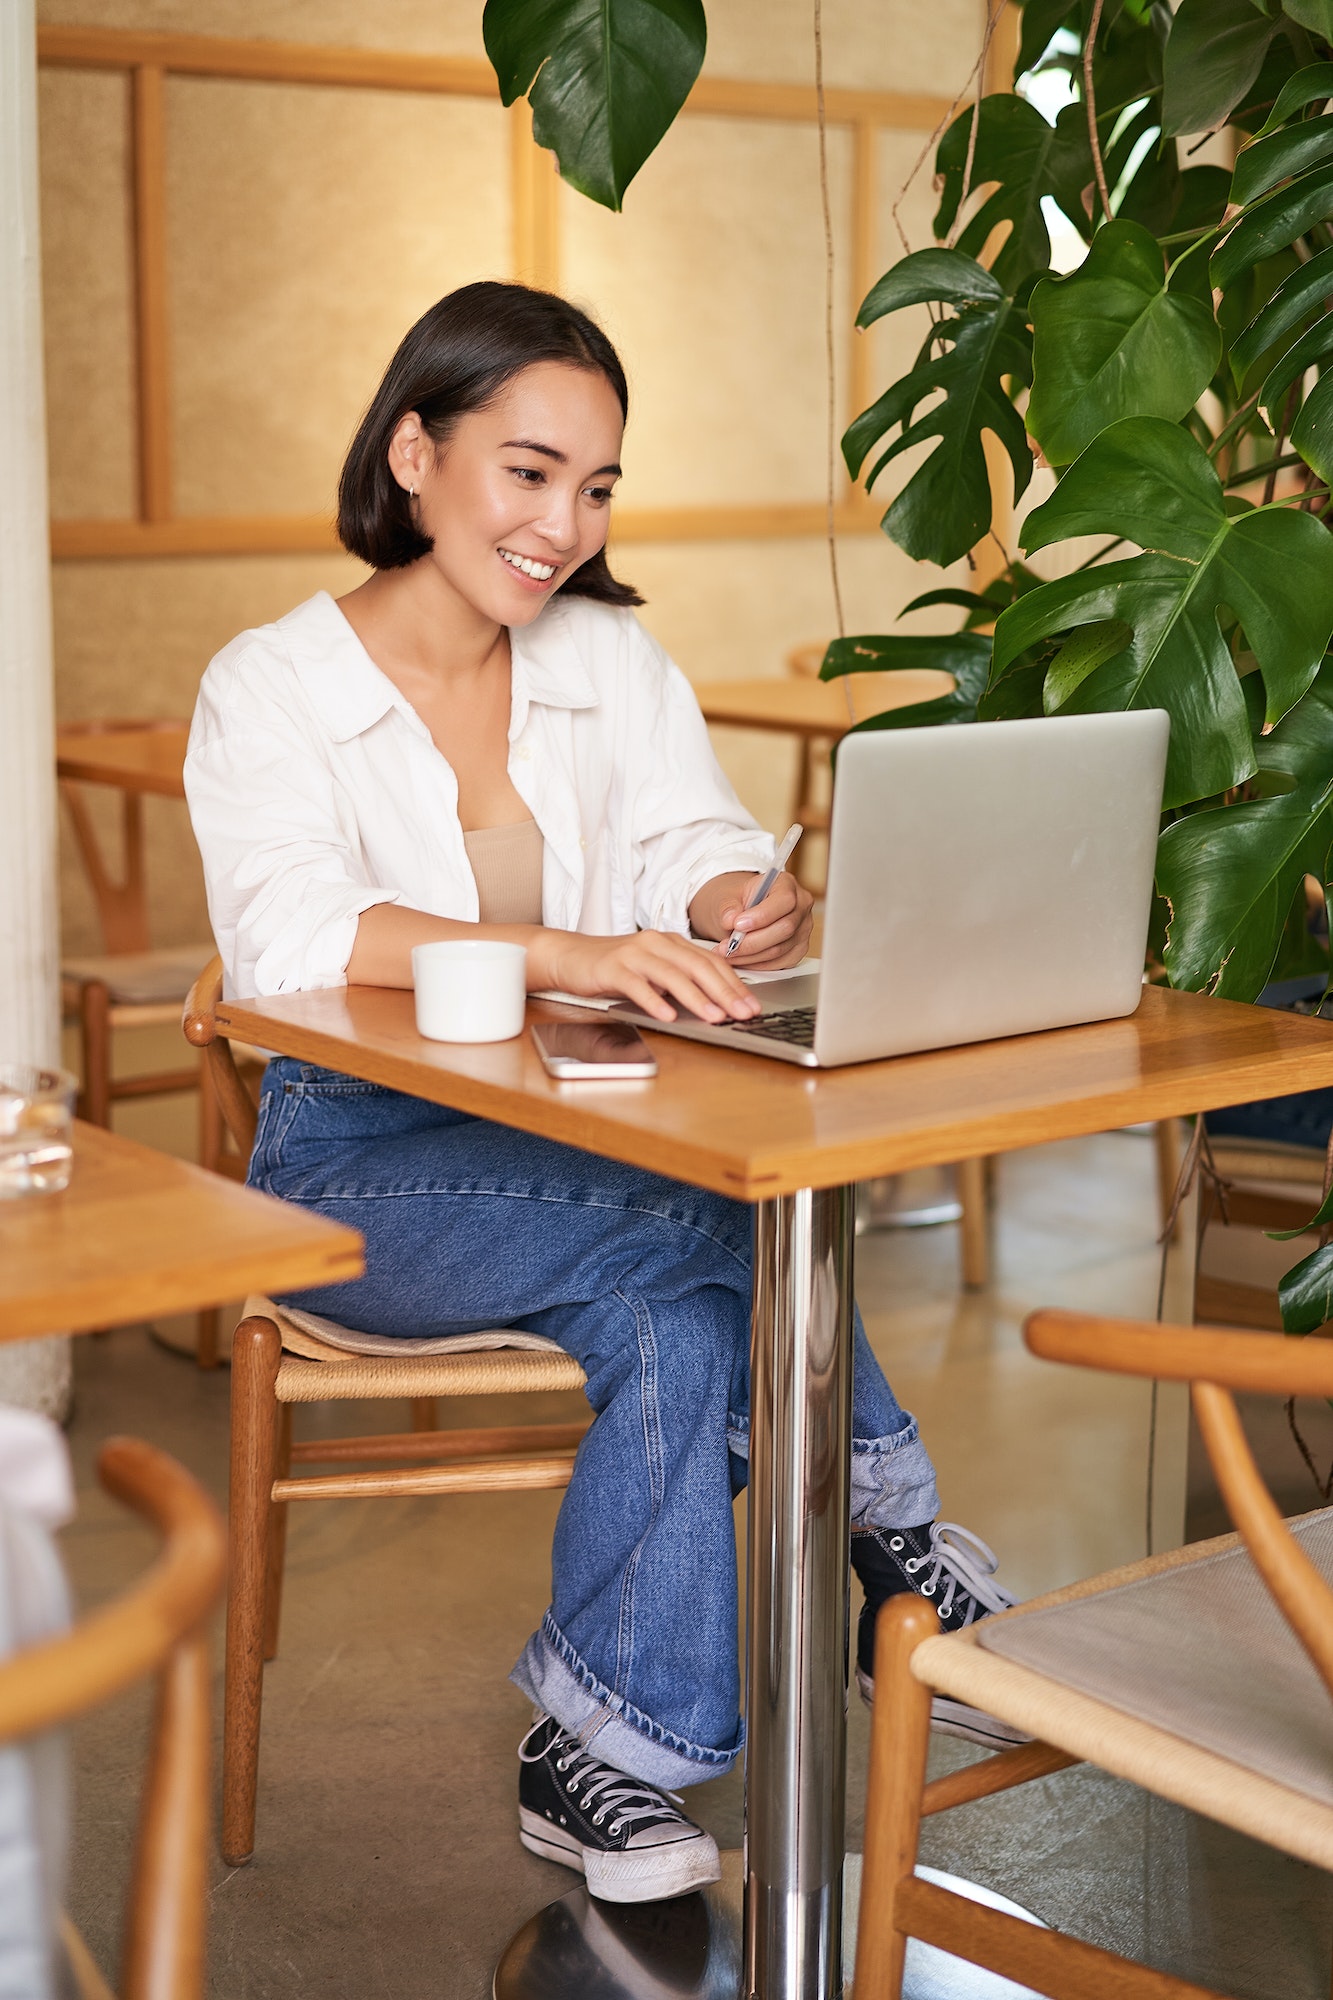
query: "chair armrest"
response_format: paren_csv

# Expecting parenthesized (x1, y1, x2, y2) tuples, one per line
(1024, 1309, 1333, 1397)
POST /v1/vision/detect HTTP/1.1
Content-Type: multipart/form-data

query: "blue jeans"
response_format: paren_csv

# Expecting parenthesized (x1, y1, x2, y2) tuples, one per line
(248, 1060, 939, 1790)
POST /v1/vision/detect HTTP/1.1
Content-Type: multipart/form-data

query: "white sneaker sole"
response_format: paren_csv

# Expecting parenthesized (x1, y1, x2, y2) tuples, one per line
(855, 1667, 1032, 1751)
(519, 1806, 722, 1904)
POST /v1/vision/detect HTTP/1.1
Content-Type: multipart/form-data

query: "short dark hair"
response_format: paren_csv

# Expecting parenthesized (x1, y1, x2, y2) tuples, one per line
(337, 281, 642, 606)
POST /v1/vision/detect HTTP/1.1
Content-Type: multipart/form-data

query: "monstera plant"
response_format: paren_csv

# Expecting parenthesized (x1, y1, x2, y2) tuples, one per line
(485, 0, 1333, 1328)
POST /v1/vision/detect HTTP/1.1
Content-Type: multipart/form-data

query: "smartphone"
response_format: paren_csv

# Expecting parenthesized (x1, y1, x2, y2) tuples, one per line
(531, 1020, 658, 1079)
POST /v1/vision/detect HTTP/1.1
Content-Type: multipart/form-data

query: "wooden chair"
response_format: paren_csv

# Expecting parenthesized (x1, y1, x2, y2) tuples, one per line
(59, 724, 214, 1131)
(854, 1307, 1333, 2000)
(181, 957, 592, 1867)
(22, 1435, 225, 2000)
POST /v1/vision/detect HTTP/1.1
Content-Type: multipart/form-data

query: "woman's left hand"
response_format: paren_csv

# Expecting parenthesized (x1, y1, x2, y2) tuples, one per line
(689, 869, 815, 968)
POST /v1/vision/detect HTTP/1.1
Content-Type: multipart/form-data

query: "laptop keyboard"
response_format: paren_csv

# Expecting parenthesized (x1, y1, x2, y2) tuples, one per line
(731, 1006, 818, 1048)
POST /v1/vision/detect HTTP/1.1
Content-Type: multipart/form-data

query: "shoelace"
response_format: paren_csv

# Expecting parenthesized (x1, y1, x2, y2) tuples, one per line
(903, 1521, 1015, 1625)
(519, 1717, 687, 1836)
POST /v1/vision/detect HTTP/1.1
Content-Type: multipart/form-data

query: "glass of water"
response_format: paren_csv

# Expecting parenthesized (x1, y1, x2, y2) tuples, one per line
(0, 1067, 77, 1199)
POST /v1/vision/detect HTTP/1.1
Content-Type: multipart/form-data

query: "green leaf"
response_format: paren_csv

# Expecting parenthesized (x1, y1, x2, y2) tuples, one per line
(482, 0, 705, 210)
(1290, 365, 1333, 477)
(1258, 308, 1333, 421)
(1027, 220, 1222, 465)
(1043, 619, 1135, 712)
(933, 94, 1082, 290)
(1156, 660, 1333, 996)
(1230, 242, 1333, 384)
(1280, 2, 1333, 47)
(1162, 0, 1281, 137)
(1017, 0, 1078, 81)
(1002, 418, 1333, 798)
(1279, 1238, 1333, 1333)
(1233, 109, 1333, 207)
(1212, 159, 1333, 291)
(820, 633, 992, 729)
(1256, 60, 1333, 135)
(844, 250, 1033, 569)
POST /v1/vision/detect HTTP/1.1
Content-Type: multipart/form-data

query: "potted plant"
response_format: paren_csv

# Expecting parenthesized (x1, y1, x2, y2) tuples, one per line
(483, 0, 1333, 1329)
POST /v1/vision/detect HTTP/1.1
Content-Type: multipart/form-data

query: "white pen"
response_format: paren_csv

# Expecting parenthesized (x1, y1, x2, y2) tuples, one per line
(724, 823, 804, 958)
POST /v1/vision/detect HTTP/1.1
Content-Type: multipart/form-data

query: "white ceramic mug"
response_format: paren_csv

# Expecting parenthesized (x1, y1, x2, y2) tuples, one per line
(411, 939, 528, 1044)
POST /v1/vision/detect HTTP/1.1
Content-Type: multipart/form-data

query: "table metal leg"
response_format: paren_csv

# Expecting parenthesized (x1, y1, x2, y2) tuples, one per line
(745, 1186, 855, 2000)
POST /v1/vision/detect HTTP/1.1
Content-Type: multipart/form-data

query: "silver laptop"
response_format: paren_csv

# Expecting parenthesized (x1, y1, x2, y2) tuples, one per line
(612, 710, 1170, 1068)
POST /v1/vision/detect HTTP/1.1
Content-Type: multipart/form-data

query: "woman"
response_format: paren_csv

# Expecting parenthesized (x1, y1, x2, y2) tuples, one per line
(186, 282, 1015, 1907)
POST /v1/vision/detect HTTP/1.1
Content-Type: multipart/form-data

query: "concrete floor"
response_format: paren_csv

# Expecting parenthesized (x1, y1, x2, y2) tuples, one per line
(57, 1126, 1332, 1999)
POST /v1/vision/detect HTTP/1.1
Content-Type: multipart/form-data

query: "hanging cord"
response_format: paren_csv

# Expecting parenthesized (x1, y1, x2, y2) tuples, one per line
(813, 0, 849, 711)
(1083, 0, 1113, 225)
(946, 0, 1006, 251)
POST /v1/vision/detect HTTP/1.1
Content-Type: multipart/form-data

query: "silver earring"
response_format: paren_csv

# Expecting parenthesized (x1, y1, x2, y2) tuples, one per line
(409, 484, 418, 499)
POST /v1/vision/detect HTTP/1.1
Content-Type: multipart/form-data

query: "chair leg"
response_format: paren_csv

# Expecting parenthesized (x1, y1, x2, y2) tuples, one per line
(121, 1629, 211, 2000)
(410, 1398, 438, 1432)
(78, 981, 112, 1127)
(958, 1156, 990, 1290)
(196, 1065, 224, 1367)
(222, 1315, 282, 1867)
(852, 1596, 938, 2000)
(263, 1405, 293, 1663)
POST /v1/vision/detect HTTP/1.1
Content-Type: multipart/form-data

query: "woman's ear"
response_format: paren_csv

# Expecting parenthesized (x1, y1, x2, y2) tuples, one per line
(387, 411, 428, 495)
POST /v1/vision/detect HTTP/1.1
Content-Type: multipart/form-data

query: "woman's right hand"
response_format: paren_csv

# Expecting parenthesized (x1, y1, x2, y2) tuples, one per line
(538, 929, 762, 1025)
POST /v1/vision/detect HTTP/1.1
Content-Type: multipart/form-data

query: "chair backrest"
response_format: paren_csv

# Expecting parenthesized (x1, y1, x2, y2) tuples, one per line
(0, 1436, 226, 2000)
(786, 641, 827, 680)
(1025, 1310, 1333, 1702)
(182, 956, 260, 1158)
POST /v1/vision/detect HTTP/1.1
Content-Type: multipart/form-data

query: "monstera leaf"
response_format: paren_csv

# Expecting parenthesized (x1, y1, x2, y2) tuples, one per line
(988, 419, 1333, 805)
(1218, 70, 1333, 477)
(1156, 662, 1333, 1000)
(842, 251, 1032, 569)
(932, 95, 1094, 288)
(1027, 221, 1222, 465)
(1161, 0, 1284, 137)
(483, 0, 706, 209)
(819, 633, 992, 730)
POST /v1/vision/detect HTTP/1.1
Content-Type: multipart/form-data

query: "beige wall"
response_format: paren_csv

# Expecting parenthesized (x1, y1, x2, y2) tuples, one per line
(38, 0, 984, 953)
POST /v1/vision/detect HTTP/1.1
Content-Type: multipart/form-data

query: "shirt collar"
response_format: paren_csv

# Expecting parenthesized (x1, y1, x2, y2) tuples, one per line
(282, 591, 599, 746)
(508, 598, 600, 730)
(283, 593, 414, 744)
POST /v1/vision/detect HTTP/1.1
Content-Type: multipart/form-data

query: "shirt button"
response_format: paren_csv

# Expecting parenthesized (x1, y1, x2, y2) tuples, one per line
(515, 745, 532, 761)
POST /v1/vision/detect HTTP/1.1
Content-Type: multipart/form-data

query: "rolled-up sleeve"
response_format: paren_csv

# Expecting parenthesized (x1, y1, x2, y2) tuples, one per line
(186, 680, 399, 997)
(628, 633, 775, 935)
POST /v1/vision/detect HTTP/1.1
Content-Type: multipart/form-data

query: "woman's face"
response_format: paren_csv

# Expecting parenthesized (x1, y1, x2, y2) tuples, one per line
(392, 362, 625, 627)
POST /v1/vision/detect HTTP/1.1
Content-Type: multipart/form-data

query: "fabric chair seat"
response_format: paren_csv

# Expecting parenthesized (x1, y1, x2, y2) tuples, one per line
(913, 1513, 1333, 1871)
(61, 945, 217, 1007)
(244, 1294, 579, 1371)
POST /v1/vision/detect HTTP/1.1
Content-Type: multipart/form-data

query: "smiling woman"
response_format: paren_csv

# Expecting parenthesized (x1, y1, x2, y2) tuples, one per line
(181, 276, 1011, 1908)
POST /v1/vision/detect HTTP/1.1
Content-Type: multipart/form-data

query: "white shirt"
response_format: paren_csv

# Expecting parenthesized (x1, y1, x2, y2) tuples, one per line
(186, 590, 775, 997)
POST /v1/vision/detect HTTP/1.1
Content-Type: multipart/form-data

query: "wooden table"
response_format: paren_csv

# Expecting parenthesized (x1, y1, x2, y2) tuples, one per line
(213, 980, 1333, 2000)
(0, 1122, 362, 1342)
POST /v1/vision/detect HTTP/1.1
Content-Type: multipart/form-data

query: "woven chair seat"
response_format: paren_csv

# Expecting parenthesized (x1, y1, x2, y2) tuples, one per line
(245, 1295, 587, 1401)
(914, 1509, 1333, 1871)
(62, 944, 218, 1006)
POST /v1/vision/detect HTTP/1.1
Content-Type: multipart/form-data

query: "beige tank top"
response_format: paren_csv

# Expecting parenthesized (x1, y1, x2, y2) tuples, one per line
(462, 818, 545, 925)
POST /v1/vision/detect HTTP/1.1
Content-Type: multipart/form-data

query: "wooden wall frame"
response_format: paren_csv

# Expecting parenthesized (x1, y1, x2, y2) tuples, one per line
(37, 24, 966, 562)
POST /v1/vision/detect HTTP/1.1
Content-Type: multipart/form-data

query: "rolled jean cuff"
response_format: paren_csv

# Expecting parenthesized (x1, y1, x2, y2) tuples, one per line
(849, 1422, 939, 1529)
(510, 1612, 743, 1792)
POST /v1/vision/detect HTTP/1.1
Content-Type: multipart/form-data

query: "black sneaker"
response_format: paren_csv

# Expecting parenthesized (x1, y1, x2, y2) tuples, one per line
(851, 1519, 1030, 1750)
(518, 1713, 722, 1903)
